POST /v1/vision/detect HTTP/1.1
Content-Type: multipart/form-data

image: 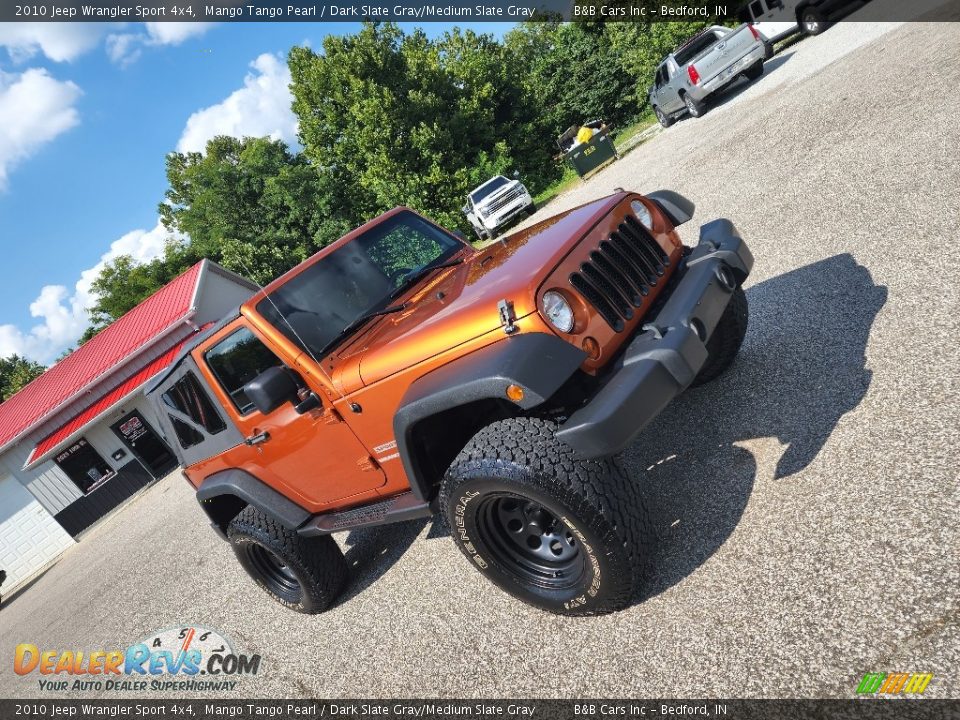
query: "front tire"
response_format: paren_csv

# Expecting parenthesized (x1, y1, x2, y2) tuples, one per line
(691, 285, 748, 387)
(654, 105, 674, 128)
(440, 418, 651, 616)
(228, 506, 347, 614)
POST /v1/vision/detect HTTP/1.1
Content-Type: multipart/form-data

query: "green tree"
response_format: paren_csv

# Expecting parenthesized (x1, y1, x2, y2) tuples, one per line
(289, 23, 553, 231)
(86, 136, 344, 330)
(0, 354, 46, 402)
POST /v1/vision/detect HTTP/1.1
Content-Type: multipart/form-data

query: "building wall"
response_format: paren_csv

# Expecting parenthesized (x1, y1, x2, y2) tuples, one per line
(1, 265, 255, 517)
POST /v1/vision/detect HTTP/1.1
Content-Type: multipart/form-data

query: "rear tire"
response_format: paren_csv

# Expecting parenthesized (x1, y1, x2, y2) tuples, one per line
(440, 417, 652, 616)
(228, 506, 347, 614)
(801, 8, 826, 35)
(682, 92, 706, 119)
(744, 61, 764, 81)
(692, 285, 749, 387)
(526, 202, 537, 215)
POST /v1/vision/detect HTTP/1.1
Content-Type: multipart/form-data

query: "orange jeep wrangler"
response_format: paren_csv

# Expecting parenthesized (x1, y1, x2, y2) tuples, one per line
(144, 190, 752, 616)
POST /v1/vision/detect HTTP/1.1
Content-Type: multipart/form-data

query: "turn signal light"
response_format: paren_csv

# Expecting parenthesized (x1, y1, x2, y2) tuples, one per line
(748, 24, 761, 41)
(506, 384, 525, 403)
(582, 337, 601, 360)
(687, 64, 701, 85)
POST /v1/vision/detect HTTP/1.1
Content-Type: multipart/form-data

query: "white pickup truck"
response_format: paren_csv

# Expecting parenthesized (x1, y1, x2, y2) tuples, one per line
(462, 173, 535, 240)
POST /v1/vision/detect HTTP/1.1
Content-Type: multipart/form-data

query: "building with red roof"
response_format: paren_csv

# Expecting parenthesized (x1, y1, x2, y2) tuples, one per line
(0, 260, 255, 595)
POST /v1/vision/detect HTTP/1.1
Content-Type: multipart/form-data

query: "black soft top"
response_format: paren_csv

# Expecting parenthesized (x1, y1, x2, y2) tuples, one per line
(143, 308, 242, 396)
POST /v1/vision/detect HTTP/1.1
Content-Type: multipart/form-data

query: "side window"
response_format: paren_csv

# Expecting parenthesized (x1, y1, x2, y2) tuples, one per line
(205, 327, 284, 415)
(749, 0, 763, 19)
(161, 371, 227, 445)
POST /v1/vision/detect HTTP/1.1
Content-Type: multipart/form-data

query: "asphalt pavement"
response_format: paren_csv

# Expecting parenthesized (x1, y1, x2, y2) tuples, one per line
(1, 18, 957, 700)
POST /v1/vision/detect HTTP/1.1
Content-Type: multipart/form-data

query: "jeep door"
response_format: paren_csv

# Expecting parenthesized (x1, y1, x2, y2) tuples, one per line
(202, 322, 386, 512)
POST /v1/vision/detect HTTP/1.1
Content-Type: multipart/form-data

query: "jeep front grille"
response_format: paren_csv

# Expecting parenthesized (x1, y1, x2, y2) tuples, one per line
(569, 215, 670, 331)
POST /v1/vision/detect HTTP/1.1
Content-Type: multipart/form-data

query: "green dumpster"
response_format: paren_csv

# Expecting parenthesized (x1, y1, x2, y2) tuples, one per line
(558, 121, 619, 179)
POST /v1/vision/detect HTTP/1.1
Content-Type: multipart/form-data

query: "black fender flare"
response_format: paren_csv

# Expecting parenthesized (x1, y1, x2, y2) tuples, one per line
(393, 333, 587, 502)
(196, 468, 310, 534)
(646, 190, 695, 227)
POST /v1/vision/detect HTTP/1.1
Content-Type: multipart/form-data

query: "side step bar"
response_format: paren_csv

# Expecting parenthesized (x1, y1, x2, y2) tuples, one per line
(298, 491, 433, 537)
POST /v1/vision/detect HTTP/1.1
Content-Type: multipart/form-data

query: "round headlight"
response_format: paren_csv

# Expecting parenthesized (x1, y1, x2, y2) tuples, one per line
(631, 199, 653, 228)
(542, 291, 575, 333)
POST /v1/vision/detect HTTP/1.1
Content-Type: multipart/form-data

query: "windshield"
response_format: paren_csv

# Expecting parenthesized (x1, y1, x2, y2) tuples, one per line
(256, 210, 462, 359)
(470, 176, 509, 204)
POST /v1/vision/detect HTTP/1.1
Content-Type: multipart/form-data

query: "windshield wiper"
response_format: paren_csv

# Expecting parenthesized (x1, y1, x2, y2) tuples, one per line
(316, 303, 407, 357)
(389, 257, 464, 299)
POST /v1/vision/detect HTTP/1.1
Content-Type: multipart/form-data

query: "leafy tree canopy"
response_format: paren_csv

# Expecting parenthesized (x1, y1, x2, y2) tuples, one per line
(0, 355, 46, 402)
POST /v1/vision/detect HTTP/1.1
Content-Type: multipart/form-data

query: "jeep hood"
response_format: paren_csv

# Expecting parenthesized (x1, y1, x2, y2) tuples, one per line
(330, 192, 628, 393)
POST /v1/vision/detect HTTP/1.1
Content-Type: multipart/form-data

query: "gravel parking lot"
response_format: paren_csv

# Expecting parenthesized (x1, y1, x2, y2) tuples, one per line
(2, 18, 958, 700)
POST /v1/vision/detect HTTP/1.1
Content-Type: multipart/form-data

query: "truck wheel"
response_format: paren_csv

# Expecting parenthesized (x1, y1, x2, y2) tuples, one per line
(682, 92, 705, 119)
(526, 201, 537, 215)
(227, 506, 347, 614)
(801, 8, 825, 35)
(654, 106, 674, 128)
(440, 417, 651, 616)
(691, 285, 748, 387)
(744, 61, 764, 81)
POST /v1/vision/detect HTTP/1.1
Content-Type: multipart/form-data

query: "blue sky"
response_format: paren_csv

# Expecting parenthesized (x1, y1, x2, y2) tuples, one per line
(0, 20, 511, 364)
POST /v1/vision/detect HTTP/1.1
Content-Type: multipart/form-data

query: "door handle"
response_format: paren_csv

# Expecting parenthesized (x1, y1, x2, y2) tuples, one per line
(244, 431, 270, 446)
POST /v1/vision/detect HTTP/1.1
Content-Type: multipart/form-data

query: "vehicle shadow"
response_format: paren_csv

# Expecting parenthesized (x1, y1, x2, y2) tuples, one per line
(332, 517, 430, 607)
(624, 253, 887, 603)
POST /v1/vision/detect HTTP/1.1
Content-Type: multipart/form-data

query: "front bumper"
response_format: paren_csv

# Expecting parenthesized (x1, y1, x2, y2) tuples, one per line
(555, 218, 753, 459)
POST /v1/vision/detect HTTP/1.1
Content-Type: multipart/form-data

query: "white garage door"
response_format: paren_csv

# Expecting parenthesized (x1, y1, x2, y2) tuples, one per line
(0, 474, 75, 594)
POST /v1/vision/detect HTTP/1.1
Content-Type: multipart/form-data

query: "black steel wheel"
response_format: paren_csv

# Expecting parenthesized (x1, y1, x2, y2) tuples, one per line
(474, 493, 586, 591)
(228, 506, 347, 614)
(245, 544, 303, 603)
(441, 417, 653, 616)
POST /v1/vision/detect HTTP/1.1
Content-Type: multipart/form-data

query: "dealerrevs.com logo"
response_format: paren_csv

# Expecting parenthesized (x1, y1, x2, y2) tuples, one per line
(856, 672, 934, 696)
(14, 626, 261, 692)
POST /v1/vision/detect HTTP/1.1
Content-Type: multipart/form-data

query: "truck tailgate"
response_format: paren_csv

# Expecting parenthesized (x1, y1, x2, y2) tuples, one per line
(693, 25, 758, 84)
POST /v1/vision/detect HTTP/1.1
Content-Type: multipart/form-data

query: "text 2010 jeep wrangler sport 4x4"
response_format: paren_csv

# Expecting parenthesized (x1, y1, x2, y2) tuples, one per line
(144, 190, 752, 616)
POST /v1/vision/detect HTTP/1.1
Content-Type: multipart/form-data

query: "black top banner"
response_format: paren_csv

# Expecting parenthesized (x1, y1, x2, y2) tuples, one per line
(2, 0, 959, 23)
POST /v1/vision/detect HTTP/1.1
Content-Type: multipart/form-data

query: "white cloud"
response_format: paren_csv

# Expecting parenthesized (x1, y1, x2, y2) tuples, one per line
(107, 22, 214, 66)
(0, 67, 82, 190)
(0, 23, 108, 63)
(0, 220, 179, 363)
(177, 53, 297, 153)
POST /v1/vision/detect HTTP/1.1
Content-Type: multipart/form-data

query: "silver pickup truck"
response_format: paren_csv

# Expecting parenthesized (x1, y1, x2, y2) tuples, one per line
(649, 24, 767, 128)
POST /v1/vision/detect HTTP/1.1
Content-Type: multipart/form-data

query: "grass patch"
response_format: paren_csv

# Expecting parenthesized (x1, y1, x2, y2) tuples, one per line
(533, 165, 580, 207)
(612, 111, 656, 148)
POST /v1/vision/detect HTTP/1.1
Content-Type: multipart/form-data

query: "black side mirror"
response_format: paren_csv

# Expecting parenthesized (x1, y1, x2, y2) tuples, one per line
(461, 204, 469, 214)
(244, 366, 300, 415)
